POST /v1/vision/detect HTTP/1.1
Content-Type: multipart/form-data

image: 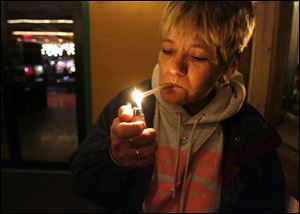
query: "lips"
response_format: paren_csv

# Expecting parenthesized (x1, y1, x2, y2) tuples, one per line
(163, 82, 183, 88)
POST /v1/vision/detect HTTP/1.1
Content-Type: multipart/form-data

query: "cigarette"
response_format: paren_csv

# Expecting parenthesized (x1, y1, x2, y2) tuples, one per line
(142, 83, 172, 98)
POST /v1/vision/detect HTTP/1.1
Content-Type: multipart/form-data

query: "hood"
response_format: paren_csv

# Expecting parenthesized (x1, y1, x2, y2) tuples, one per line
(151, 64, 246, 123)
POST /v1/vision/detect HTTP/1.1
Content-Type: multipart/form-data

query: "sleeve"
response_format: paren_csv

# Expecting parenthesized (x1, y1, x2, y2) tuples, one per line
(221, 103, 286, 212)
(70, 92, 132, 210)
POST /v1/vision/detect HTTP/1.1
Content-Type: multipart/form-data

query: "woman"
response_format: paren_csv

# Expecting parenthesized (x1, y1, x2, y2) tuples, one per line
(71, 2, 285, 212)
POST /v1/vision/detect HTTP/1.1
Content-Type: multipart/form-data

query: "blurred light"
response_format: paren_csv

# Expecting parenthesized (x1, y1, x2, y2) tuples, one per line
(7, 19, 73, 24)
(24, 66, 29, 73)
(35, 77, 44, 82)
(24, 66, 34, 76)
(70, 66, 76, 73)
(41, 43, 75, 57)
(34, 65, 44, 75)
(50, 60, 55, 66)
(57, 61, 64, 66)
(12, 31, 74, 37)
(66, 61, 72, 67)
(16, 38, 22, 42)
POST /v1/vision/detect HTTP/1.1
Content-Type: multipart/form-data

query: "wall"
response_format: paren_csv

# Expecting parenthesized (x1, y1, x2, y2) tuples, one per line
(247, 2, 278, 118)
(248, 1, 294, 125)
(89, 1, 166, 122)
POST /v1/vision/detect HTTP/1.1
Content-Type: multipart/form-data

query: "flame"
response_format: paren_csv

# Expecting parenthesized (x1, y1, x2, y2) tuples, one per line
(132, 88, 143, 108)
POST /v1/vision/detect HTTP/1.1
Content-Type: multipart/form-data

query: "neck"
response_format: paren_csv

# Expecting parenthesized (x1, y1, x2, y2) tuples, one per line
(183, 89, 216, 116)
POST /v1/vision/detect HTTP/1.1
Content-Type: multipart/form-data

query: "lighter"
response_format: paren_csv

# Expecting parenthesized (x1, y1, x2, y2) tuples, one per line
(132, 106, 146, 123)
(131, 88, 146, 124)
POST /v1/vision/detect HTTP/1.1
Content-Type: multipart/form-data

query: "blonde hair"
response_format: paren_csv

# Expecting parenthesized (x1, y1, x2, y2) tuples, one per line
(160, 1, 255, 65)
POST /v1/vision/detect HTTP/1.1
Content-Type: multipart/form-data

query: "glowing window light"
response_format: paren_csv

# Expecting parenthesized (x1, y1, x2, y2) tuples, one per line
(70, 66, 76, 73)
(7, 19, 73, 24)
(34, 65, 44, 75)
(41, 43, 75, 57)
(12, 31, 74, 37)
(66, 60, 74, 68)
(57, 61, 64, 66)
(24, 65, 34, 76)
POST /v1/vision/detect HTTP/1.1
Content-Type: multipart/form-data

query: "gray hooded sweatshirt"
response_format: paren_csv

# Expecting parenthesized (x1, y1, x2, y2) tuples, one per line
(143, 64, 246, 212)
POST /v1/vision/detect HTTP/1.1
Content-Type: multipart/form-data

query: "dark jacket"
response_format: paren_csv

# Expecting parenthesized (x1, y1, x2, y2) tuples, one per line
(70, 80, 285, 212)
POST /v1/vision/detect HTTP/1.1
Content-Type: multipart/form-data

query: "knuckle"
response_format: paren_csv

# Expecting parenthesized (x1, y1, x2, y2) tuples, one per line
(117, 123, 143, 138)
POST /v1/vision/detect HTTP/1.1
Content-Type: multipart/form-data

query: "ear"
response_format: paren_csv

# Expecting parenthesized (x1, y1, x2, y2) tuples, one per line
(225, 53, 242, 79)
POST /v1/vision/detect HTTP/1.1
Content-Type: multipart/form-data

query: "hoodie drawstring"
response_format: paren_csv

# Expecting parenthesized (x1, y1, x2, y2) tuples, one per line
(171, 112, 182, 199)
(179, 115, 204, 212)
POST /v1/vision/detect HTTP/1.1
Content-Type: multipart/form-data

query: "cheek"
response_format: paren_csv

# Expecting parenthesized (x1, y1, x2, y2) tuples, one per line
(187, 68, 220, 98)
(190, 72, 212, 89)
(189, 81, 211, 100)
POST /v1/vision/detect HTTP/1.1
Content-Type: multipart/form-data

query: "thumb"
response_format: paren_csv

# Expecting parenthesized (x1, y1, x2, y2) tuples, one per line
(118, 104, 134, 122)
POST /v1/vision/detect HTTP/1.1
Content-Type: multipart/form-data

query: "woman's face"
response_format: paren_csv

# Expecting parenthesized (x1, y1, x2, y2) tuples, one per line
(158, 34, 225, 106)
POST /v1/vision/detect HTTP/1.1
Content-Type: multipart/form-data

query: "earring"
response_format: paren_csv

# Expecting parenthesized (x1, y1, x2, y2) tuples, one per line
(218, 78, 230, 87)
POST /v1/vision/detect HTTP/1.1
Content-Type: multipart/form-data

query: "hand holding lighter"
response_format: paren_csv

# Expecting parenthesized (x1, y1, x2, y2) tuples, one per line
(132, 106, 146, 126)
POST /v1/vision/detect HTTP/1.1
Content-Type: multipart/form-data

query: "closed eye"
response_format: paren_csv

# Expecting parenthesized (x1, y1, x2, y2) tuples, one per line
(162, 49, 174, 56)
(191, 56, 209, 62)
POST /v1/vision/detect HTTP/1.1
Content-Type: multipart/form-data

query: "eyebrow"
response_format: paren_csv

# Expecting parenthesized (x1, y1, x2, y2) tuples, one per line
(191, 44, 209, 50)
(162, 39, 174, 44)
(162, 38, 209, 50)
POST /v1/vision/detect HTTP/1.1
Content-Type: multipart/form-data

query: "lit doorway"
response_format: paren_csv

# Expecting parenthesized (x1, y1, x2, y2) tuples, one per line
(1, 1, 87, 167)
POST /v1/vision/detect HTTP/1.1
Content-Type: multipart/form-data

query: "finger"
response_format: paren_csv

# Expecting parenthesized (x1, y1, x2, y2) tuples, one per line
(111, 139, 138, 164)
(129, 128, 156, 147)
(112, 119, 145, 139)
(128, 143, 157, 160)
(117, 121, 145, 138)
(115, 146, 156, 168)
(118, 105, 133, 122)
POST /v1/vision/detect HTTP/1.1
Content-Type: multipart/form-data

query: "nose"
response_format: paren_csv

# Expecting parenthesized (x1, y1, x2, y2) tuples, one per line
(168, 55, 188, 76)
